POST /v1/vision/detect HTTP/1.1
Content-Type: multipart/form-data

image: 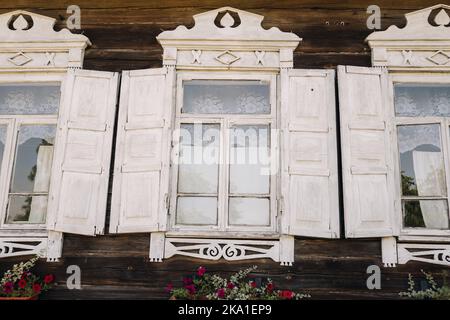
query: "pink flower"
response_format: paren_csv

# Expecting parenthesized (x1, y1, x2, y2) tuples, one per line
(266, 283, 274, 292)
(227, 282, 235, 289)
(183, 277, 193, 285)
(197, 266, 206, 277)
(185, 284, 196, 295)
(217, 288, 225, 299)
(250, 281, 257, 288)
(165, 282, 173, 293)
(3, 282, 13, 294)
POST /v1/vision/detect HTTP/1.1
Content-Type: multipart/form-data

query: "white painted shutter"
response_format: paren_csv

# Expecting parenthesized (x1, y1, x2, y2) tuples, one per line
(47, 69, 119, 236)
(109, 68, 174, 233)
(338, 66, 397, 238)
(280, 69, 339, 238)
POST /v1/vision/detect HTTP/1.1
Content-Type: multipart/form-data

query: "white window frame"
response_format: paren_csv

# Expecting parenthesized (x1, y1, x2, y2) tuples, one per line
(0, 73, 64, 236)
(391, 73, 450, 239)
(168, 71, 279, 238)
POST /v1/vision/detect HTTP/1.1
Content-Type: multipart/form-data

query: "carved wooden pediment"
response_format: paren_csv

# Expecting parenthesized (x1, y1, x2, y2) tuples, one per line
(157, 7, 301, 70)
(367, 4, 450, 69)
(0, 10, 91, 70)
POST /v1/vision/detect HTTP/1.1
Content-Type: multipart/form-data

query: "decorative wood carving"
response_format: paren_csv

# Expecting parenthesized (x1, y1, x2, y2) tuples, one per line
(0, 10, 90, 70)
(165, 238, 280, 262)
(398, 243, 450, 267)
(0, 238, 47, 258)
(367, 5, 450, 69)
(157, 7, 300, 69)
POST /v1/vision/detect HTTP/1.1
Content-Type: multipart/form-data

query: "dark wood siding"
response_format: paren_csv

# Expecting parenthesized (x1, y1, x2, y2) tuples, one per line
(0, 0, 449, 299)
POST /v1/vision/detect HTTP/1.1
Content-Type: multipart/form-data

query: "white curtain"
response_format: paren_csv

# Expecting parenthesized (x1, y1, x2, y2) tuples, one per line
(412, 150, 448, 228)
(28, 145, 53, 223)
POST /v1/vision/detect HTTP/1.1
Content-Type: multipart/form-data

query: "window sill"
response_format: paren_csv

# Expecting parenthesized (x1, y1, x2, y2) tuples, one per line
(165, 230, 280, 240)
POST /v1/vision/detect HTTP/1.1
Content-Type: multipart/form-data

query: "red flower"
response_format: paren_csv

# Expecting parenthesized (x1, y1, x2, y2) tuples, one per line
(227, 282, 235, 289)
(165, 282, 173, 293)
(266, 283, 274, 292)
(32, 283, 42, 294)
(3, 282, 13, 294)
(217, 288, 225, 299)
(183, 277, 193, 285)
(185, 284, 196, 295)
(197, 266, 206, 277)
(18, 279, 27, 289)
(250, 281, 257, 288)
(278, 290, 294, 300)
(44, 274, 54, 284)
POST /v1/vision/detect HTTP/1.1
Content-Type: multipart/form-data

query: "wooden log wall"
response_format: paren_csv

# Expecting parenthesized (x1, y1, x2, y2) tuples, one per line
(1, 0, 449, 299)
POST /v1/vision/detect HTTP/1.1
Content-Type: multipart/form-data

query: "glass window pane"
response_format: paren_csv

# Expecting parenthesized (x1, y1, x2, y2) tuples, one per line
(403, 199, 449, 229)
(176, 196, 217, 225)
(178, 124, 219, 194)
(229, 125, 270, 194)
(5, 125, 56, 224)
(183, 80, 270, 114)
(395, 84, 450, 117)
(397, 125, 446, 197)
(0, 125, 7, 168)
(6, 195, 48, 224)
(229, 197, 270, 226)
(0, 85, 60, 115)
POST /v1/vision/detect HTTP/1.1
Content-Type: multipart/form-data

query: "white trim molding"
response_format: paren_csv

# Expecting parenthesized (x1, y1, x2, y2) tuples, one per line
(164, 237, 283, 264)
(157, 6, 301, 70)
(0, 10, 90, 71)
(367, 4, 450, 71)
(382, 237, 450, 267)
(398, 243, 450, 267)
(0, 237, 47, 259)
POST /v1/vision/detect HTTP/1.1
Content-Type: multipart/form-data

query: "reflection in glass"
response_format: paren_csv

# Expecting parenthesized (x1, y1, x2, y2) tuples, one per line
(178, 124, 219, 194)
(5, 125, 56, 224)
(176, 197, 217, 225)
(0, 125, 7, 170)
(397, 124, 449, 230)
(403, 200, 449, 229)
(0, 85, 60, 115)
(229, 125, 270, 194)
(183, 80, 270, 114)
(229, 197, 270, 226)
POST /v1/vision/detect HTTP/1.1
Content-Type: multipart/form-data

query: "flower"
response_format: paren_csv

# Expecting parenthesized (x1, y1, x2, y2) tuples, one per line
(266, 283, 274, 292)
(185, 284, 196, 295)
(44, 274, 54, 284)
(183, 277, 193, 285)
(3, 282, 13, 294)
(217, 288, 225, 299)
(227, 282, 235, 289)
(32, 283, 42, 294)
(197, 266, 206, 277)
(250, 281, 257, 288)
(165, 282, 173, 293)
(18, 279, 27, 289)
(279, 290, 294, 300)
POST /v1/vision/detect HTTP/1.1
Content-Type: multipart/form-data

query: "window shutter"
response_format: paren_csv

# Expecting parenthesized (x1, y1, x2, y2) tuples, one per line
(109, 68, 174, 233)
(47, 69, 119, 236)
(280, 69, 339, 238)
(338, 66, 397, 238)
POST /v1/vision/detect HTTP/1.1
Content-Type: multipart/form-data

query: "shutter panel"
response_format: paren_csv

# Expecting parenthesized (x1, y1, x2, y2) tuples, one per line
(47, 69, 119, 236)
(281, 69, 339, 238)
(109, 68, 174, 233)
(338, 66, 397, 238)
